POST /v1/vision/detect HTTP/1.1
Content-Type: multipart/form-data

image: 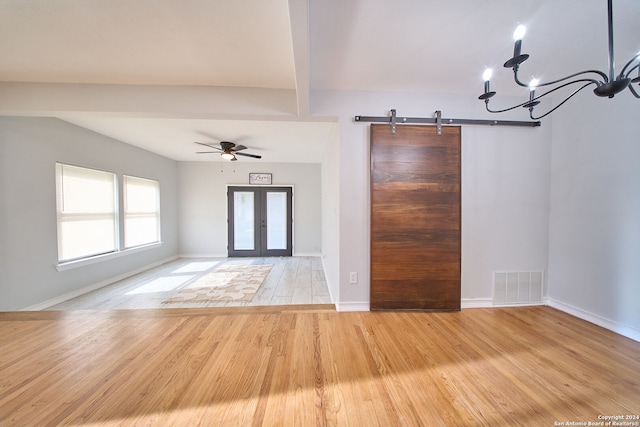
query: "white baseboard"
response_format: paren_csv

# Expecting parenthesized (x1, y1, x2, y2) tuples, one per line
(335, 302, 370, 312)
(336, 299, 539, 312)
(22, 256, 178, 311)
(178, 253, 322, 258)
(178, 253, 227, 258)
(461, 298, 493, 308)
(546, 297, 640, 343)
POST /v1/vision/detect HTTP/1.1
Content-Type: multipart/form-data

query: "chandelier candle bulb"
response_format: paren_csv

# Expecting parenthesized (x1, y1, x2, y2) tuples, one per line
(483, 69, 493, 94)
(529, 78, 539, 100)
(513, 25, 526, 57)
(478, 68, 496, 100)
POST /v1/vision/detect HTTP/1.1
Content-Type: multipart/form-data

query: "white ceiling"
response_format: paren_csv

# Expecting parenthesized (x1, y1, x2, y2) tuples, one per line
(1, 0, 638, 162)
(59, 116, 338, 163)
(0, 0, 297, 88)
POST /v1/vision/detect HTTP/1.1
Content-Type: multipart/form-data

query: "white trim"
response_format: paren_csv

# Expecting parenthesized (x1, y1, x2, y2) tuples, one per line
(320, 255, 336, 306)
(293, 252, 322, 257)
(25, 256, 177, 311)
(490, 302, 545, 308)
(461, 298, 493, 308)
(335, 302, 370, 312)
(178, 253, 228, 258)
(546, 297, 640, 343)
(56, 242, 163, 271)
(178, 253, 322, 259)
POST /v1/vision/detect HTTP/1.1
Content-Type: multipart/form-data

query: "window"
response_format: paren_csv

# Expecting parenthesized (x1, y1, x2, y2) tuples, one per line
(56, 163, 117, 262)
(55, 164, 162, 266)
(123, 175, 160, 248)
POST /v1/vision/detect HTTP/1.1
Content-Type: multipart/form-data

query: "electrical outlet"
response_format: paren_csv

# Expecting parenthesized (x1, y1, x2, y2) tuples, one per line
(349, 272, 358, 284)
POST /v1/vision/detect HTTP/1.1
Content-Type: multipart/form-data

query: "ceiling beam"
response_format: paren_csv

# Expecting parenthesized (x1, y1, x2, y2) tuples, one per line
(288, 0, 310, 117)
(0, 82, 300, 120)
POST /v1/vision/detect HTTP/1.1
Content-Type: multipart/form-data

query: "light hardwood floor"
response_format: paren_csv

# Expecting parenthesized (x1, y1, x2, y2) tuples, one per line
(47, 256, 332, 310)
(0, 305, 638, 426)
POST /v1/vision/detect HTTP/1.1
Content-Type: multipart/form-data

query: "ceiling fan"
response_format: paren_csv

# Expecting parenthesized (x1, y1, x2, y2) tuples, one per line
(194, 141, 262, 161)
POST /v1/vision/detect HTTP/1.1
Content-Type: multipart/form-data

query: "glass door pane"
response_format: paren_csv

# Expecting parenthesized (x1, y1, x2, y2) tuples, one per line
(233, 192, 255, 250)
(266, 192, 287, 250)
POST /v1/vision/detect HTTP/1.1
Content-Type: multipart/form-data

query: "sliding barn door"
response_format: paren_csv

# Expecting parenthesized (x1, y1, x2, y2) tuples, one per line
(370, 124, 461, 311)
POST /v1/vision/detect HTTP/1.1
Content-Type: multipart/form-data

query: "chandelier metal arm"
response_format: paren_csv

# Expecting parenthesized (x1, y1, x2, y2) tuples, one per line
(629, 84, 640, 98)
(529, 82, 594, 120)
(513, 65, 606, 88)
(485, 78, 596, 115)
(484, 99, 531, 114)
(620, 54, 640, 79)
(511, 65, 530, 88)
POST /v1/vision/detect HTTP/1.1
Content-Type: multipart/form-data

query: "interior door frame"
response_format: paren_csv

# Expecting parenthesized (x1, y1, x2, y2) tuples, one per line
(227, 186, 293, 257)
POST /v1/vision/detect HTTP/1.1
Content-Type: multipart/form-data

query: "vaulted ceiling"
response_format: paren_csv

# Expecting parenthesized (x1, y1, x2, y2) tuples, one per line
(1, 0, 638, 162)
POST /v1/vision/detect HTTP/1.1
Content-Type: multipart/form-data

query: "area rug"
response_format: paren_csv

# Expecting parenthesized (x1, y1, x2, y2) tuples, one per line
(162, 264, 273, 304)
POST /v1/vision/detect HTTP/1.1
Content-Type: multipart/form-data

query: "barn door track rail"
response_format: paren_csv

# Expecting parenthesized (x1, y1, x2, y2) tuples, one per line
(354, 109, 541, 135)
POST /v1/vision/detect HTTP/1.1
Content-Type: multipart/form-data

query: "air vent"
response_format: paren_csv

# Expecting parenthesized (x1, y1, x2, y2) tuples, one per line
(493, 271, 543, 305)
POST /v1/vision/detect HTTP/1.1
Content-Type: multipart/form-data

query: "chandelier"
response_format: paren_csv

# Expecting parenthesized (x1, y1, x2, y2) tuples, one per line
(479, 0, 640, 120)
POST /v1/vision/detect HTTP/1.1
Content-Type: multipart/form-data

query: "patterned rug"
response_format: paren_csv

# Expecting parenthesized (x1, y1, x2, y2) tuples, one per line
(162, 264, 273, 304)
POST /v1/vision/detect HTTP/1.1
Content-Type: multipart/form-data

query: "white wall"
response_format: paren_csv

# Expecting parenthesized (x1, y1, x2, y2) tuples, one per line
(320, 124, 341, 303)
(0, 117, 179, 311)
(548, 93, 640, 340)
(178, 161, 322, 257)
(312, 90, 552, 310)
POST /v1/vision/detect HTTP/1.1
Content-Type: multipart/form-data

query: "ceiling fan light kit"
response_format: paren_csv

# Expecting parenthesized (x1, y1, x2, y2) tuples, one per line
(479, 0, 640, 120)
(221, 151, 236, 161)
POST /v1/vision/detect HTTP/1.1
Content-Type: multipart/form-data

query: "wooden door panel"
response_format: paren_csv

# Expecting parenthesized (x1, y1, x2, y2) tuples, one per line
(371, 210, 460, 230)
(372, 280, 460, 310)
(370, 124, 461, 311)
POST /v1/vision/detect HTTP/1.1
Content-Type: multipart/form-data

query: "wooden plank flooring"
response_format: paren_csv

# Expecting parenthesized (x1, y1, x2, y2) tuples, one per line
(47, 256, 331, 310)
(1, 306, 638, 426)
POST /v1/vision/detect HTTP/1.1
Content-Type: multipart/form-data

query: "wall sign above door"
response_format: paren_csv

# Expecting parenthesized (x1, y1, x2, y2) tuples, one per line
(249, 173, 272, 185)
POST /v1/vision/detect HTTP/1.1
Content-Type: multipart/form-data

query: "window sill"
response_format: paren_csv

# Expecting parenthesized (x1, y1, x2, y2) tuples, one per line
(56, 242, 163, 272)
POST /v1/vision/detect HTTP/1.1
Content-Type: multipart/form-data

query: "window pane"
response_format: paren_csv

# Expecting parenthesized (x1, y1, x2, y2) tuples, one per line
(234, 192, 254, 250)
(124, 176, 160, 248)
(266, 192, 287, 250)
(124, 176, 158, 212)
(125, 216, 159, 248)
(56, 163, 117, 262)
(59, 218, 116, 261)
(59, 164, 115, 214)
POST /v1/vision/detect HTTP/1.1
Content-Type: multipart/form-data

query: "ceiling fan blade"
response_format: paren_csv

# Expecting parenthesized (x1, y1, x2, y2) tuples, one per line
(231, 145, 248, 152)
(194, 142, 222, 151)
(235, 152, 262, 159)
(195, 151, 220, 154)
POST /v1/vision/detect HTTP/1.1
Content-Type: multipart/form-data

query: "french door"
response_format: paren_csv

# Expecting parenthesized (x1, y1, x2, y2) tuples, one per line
(227, 186, 293, 257)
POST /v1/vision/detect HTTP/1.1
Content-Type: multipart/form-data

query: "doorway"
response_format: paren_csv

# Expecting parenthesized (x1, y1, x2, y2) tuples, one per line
(227, 186, 293, 257)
